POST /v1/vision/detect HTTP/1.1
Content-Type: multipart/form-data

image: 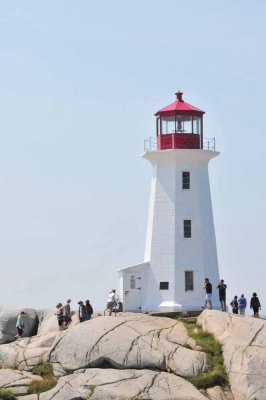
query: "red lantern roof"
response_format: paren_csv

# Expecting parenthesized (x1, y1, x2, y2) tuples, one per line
(155, 91, 205, 116)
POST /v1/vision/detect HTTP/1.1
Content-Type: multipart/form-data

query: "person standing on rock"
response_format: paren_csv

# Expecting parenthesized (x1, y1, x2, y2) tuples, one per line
(78, 301, 87, 323)
(85, 300, 93, 320)
(106, 289, 117, 316)
(55, 303, 65, 331)
(216, 279, 227, 311)
(238, 294, 247, 316)
(202, 278, 212, 309)
(250, 292, 261, 318)
(63, 299, 72, 329)
(15, 310, 26, 339)
(230, 295, 238, 314)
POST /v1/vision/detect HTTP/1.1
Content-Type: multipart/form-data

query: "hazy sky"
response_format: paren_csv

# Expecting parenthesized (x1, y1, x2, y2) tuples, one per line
(0, 1, 266, 313)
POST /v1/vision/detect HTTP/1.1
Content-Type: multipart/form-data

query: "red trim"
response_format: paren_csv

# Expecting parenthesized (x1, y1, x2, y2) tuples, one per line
(157, 134, 200, 150)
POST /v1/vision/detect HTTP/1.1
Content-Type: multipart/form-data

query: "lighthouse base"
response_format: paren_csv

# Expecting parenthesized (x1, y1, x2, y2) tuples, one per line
(158, 301, 183, 312)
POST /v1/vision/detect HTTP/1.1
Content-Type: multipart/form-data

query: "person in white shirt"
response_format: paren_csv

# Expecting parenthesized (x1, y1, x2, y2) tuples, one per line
(106, 289, 117, 316)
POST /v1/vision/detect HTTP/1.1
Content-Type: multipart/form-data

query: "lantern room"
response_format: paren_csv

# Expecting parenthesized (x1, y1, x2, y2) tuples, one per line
(155, 91, 205, 150)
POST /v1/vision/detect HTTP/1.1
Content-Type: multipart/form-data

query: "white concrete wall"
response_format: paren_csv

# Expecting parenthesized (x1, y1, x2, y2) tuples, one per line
(142, 149, 220, 311)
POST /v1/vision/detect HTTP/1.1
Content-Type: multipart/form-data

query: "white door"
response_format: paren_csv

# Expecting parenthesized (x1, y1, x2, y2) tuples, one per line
(124, 273, 141, 311)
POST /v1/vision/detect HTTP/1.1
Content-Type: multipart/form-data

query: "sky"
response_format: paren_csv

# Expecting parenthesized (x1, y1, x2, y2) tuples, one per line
(0, 1, 266, 314)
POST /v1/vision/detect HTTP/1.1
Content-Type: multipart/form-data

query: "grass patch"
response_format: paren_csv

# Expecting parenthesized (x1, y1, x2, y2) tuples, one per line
(28, 363, 57, 394)
(32, 363, 54, 378)
(0, 389, 15, 400)
(178, 316, 228, 389)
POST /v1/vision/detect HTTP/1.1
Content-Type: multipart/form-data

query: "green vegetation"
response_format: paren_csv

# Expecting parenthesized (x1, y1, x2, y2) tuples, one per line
(178, 316, 228, 389)
(32, 363, 54, 378)
(0, 389, 15, 400)
(28, 363, 57, 395)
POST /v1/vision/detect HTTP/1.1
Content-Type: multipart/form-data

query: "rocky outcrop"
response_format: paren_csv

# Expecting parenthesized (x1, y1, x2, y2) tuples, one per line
(0, 306, 38, 344)
(198, 310, 266, 400)
(0, 332, 58, 371)
(49, 313, 207, 378)
(0, 368, 42, 396)
(39, 368, 208, 400)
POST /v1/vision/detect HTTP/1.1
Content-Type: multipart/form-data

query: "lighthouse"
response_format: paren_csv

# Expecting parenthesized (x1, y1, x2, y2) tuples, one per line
(118, 91, 220, 312)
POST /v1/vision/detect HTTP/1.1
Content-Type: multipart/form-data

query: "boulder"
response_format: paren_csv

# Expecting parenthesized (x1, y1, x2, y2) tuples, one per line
(0, 306, 38, 344)
(206, 385, 235, 400)
(37, 309, 80, 335)
(198, 310, 266, 400)
(39, 368, 208, 400)
(49, 313, 207, 377)
(37, 310, 59, 335)
(0, 368, 42, 396)
(0, 332, 59, 371)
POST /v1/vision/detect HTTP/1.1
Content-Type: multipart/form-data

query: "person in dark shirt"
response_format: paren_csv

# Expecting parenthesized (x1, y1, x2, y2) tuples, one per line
(250, 292, 261, 318)
(202, 278, 212, 309)
(230, 295, 238, 314)
(85, 300, 93, 321)
(217, 279, 227, 311)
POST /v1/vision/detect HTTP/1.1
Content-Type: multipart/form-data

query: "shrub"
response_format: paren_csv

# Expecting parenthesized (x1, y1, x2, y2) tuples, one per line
(27, 377, 57, 394)
(28, 363, 57, 394)
(32, 363, 53, 378)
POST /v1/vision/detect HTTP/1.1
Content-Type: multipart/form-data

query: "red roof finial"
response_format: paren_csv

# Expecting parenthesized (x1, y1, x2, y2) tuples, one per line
(175, 90, 183, 102)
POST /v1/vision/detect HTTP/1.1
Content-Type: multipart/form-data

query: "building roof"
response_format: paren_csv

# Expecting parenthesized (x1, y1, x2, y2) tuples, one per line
(155, 91, 205, 116)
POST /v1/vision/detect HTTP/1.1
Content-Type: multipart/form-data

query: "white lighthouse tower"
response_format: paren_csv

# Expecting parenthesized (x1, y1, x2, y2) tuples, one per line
(118, 91, 220, 312)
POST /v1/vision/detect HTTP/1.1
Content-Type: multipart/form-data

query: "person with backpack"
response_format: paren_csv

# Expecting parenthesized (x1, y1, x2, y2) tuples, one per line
(238, 294, 247, 316)
(85, 300, 93, 320)
(15, 311, 26, 339)
(55, 303, 65, 331)
(230, 295, 238, 314)
(250, 292, 261, 318)
(78, 301, 87, 323)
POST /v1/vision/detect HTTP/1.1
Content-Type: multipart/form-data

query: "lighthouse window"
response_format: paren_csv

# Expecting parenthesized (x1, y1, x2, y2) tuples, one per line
(161, 116, 175, 134)
(130, 275, 136, 289)
(182, 171, 190, 189)
(193, 116, 201, 135)
(159, 282, 169, 290)
(184, 220, 192, 238)
(185, 271, 194, 291)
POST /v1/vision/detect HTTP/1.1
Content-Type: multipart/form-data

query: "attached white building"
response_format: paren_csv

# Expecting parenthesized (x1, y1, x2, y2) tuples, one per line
(118, 91, 220, 312)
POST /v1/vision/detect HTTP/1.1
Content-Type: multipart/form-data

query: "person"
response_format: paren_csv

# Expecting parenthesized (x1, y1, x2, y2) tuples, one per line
(216, 279, 227, 311)
(15, 311, 26, 339)
(106, 289, 117, 316)
(238, 294, 247, 316)
(230, 295, 238, 314)
(250, 292, 261, 318)
(202, 278, 212, 309)
(85, 300, 93, 321)
(63, 299, 72, 329)
(78, 301, 87, 323)
(55, 303, 65, 331)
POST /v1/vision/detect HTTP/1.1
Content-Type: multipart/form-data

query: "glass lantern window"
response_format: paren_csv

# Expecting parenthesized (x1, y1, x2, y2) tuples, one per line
(176, 115, 192, 134)
(161, 116, 175, 134)
(193, 116, 201, 135)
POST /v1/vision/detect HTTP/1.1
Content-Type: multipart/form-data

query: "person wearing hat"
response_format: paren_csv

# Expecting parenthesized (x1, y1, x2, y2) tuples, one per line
(78, 301, 87, 323)
(15, 311, 26, 339)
